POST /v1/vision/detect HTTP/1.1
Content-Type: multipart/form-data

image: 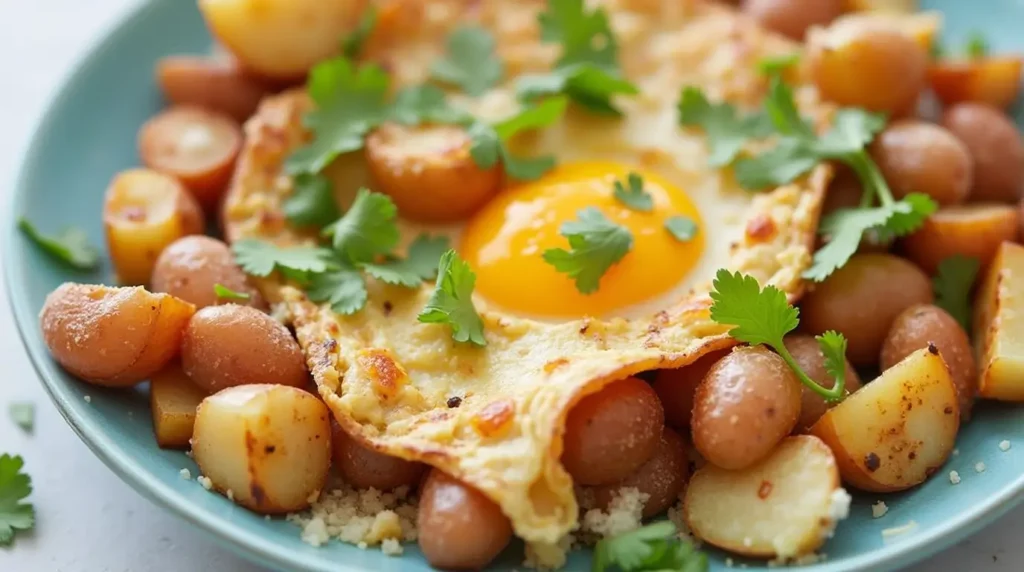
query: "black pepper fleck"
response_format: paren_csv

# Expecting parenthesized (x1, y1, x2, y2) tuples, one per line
(864, 452, 881, 472)
(264, 445, 276, 454)
(927, 342, 939, 355)
(383, 301, 393, 316)
(447, 396, 462, 408)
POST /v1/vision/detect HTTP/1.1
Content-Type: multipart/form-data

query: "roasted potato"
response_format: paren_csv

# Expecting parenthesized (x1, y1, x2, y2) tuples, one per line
(974, 242, 1024, 401)
(156, 56, 270, 122)
(810, 347, 959, 492)
(844, 0, 916, 13)
(821, 10, 940, 52)
(589, 427, 689, 518)
(40, 283, 195, 387)
(652, 349, 729, 430)
(418, 469, 512, 571)
(192, 384, 331, 513)
(901, 204, 1020, 275)
(150, 361, 208, 448)
(331, 423, 426, 491)
(784, 335, 863, 431)
(942, 103, 1024, 203)
(365, 122, 502, 223)
(151, 235, 266, 310)
(740, 0, 844, 41)
(869, 120, 973, 206)
(103, 169, 204, 285)
(684, 435, 848, 559)
(928, 57, 1023, 111)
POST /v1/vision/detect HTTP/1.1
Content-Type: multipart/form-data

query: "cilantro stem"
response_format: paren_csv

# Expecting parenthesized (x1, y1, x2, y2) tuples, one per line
(847, 152, 894, 207)
(774, 342, 846, 402)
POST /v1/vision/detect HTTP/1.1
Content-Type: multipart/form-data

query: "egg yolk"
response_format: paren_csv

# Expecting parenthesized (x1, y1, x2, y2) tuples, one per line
(461, 162, 704, 318)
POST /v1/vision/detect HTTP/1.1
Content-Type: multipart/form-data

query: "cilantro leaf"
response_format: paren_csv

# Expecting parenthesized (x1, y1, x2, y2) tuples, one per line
(592, 521, 707, 572)
(390, 84, 471, 126)
(417, 250, 486, 346)
(966, 31, 989, 58)
(430, 26, 504, 96)
(213, 283, 251, 302)
(542, 207, 633, 294)
(758, 53, 800, 76)
(283, 173, 341, 229)
(323, 188, 399, 263)
(468, 97, 568, 180)
(539, 0, 618, 69)
(665, 216, 699, 242)
(307, 265, 368, 315)
(934, 255, 981, 331)
(286, 58, 390, 175)
(613, 172, 653, 212)
(493, 96, 569, 139)
(733, 138, 821, 190)
(812, 109, 887, 157)
(362, 234, 451, 287)
(517, 63, 637, 116)
(0, 454, 34, 546)
(677, 87, 773, 167)
(502, 153, 558, 181)
(8, 403, 33, 434)
(232, 239, 334, 278)
(18, 218, 99, 271)
(709, 269, 848, 402)
(341, 5, 377, 59)
(468, 121, 502, 169)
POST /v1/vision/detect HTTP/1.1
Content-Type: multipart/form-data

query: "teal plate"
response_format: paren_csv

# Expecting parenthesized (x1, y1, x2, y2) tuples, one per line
(6, 1, 1024, 570)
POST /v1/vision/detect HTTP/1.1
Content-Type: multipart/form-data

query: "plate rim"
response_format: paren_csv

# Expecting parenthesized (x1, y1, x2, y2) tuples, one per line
(4, 1, 1024, 571)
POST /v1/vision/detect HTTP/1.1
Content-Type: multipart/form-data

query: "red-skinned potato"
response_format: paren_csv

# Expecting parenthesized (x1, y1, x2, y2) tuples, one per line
(652, 349, 729, 430)
(156, 56, 270, 122)
(331, 423, 426, 491)
(150, 235, 266, 310)
(741, 0, 844, 41)
(784, 335, 863, 431)
(942, 103, 1024, 203)
(928, 57, 1023, 111)
(589, 427, 689, 518)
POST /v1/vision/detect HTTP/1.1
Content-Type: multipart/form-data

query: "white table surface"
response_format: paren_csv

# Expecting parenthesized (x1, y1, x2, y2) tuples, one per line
(0, 1, 1021, 571)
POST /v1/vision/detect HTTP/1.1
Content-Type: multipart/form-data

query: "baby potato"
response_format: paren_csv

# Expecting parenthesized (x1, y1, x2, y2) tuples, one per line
(784, 335, 863, 431)
(365, 122, 501, 223)
(810, 347, 959, 492)
(561, 377, 664, 486)
(156, 56, 270, 122)
(198, 0, 364, 81)
(691, 346, 802, 470)
(869, 120, 973, 206)
(942, 103, 1024, 203)
(192, 384, 331, 513)
(741, 0, 844, 40)
(801, 253, 933, 365)
(40, 283, 195, 387)
(973, 242, 1024, 401)
(150, 361, 208, 448)
(807, 18, 927, 115)
(331, 423, 426, 491)
(139, 106, 242, 207)
(882, 304, 978, 420)
(182, 304, 309, 393)
(652, 349, 729, 430)
(684, 435, 847, 559)
(901, 204, 1020, 275)
(103, 169, 204, 285)
(418, 469, 512, 571)
(929, 57, 1023, 112)
(821, 170, 892, 253)
(589, 427, 689, 518)
(151, 235, 266, 310)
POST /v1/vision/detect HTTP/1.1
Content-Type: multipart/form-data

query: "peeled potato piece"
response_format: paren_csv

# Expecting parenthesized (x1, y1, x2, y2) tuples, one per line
(39, 283, 195, 387)
(928, 57, 1023, 111)
(150, 361, 208, 448)
(974, 242, 1024, 401)
(901, 204, 1020, 275)
(684, 435, 849, 559)
(103, 169, 204, 285)
(156, 56, 270, 122)
(810, 347, 959, 492)
(192, 384, 331, 513)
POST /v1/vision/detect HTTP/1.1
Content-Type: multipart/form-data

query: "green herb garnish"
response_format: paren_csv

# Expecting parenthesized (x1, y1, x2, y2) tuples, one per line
(613, 172, 653, 212)
(665, 216, 699, 242)
(592, 521, 707, 572)
(468, 96, 569, 180)
(213, 284, 251, 302)
(757, 53, 800, 76)
(417, 250, 486, 346)
(18, 218, 99, 271)
(362, 234, 451, 287)
(8, 403, 33, 434)
(0, 454, 34, 547)
(966, 31, 990, 59)
(934, 255, 981, 331)
(341, 5, 378, 59)
(232, 240, 335, 278)
(306, 264, 368, 315)
(543, 207, 632, 294)
(283, 173, 340, 229)
(677, 87, 773, 167)
(323, 188, 400, 264)
(430, 26, 504, 96)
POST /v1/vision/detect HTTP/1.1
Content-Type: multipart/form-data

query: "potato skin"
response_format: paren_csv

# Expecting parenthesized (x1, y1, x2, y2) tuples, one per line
(901, 204, 1020, 275)
(942, 103, 1024, 203)
(151, 235, 266, 310)
(692, 346, 802, 470)
(801, 254, 933, 365)
(973, 242, 1024, 401)
(157, 56, 269, 122)
(331, 423, 425, 491)
(365, 122, 501, 223)
(741, 0, 844, 40)
(589, 427, 688, 518)
(784, 335, 863, 431)
(652, 349, 729, 431)
(40, 283, 195, 387)
(192, 384, 331, 513)
(882, 304, 978, 420)
(182, 304, 309, 393)
(869, 120, 973, 206)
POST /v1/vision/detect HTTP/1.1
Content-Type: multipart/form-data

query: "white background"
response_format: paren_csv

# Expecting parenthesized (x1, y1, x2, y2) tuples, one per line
(0, 1, 1020, 571)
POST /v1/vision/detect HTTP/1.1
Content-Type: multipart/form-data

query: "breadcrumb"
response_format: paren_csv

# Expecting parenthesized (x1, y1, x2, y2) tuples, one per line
(227, 489, 235, 502)
(871, 501, 888, 519)
(949, 470, 961, 484)
(975, 462, 986, 473)
(288, 481, 417, 552)
(580, 487, 649, 539)
(197, 476, 213, 490)
(380, 538, 403, 556)
(999, 440, 1011, 452)
(179, 468, 191, 480)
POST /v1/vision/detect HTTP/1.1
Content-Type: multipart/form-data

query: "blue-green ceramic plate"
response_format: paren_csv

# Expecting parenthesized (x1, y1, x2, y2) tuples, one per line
(6, 1, 1024, 570)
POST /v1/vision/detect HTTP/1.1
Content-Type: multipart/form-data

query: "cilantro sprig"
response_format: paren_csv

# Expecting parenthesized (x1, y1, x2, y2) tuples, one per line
(543, 207, 633, 294)
(8, 403, 33, 434)
(933, 255, 981, 331)
(430, 26, 504, 96)
(213, 283, 251, 302)
(0, 454, 34, 546)
(710, 269, 849, 402)
(363, 234, 451, 287)
(677, 88, 773, 167)
(341, 5, 377, 59)
(469, 96, 569, 180)
(283, 173, 340, 229)
(18, 218, 99, 271)
(593, 521, 707, 572)
(613, 172, 653, 212)
(418, 250, 486, 346)
(665, 216, 698, 242)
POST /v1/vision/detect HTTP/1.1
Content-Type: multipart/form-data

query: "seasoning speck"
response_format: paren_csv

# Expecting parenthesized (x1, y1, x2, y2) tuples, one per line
(949, 470, 961, 484)
(999, 440, 1011, 452)
(179, 468, 191, 480)
(198, 475, 213, 490)
(871, 501, 888, 518)
(446, 396, 462, 408)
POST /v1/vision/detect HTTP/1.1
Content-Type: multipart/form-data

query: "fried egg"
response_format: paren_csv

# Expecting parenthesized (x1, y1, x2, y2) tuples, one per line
(222, 0, 832, 558)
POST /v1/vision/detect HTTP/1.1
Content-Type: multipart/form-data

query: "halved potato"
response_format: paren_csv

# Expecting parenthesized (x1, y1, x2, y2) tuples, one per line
(928, 57, 1023, 111)
(810, 347, 959, 493)
(191, 384, 331, 514)
(150, 361, 208, 448)
(974, 242, 1024, 401)
(684, 435, 848, 559)
(156, 56, 270, 122)
(821, 10, 940, 52)
(901, 204, 1020, 275)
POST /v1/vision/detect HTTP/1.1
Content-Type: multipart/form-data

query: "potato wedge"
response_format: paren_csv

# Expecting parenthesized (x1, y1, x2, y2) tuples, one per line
(973, 242, 1024, 401)
(156, 56, 270, 122)
(150, 361, 208, 448)
(820, 11, 941, 53)
(192, 384, 331, 513)
(684, 435, 849, 559)
(928, 57, 1023, 111)
(40, 283, 195, 387)
(103, 169, 204, 285)
(901, 204, 1020, 275)
(810, 347, 959, 493)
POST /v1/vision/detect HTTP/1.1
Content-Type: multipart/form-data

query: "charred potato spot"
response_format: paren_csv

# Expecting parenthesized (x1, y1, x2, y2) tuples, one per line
(358, 348, 409, 400)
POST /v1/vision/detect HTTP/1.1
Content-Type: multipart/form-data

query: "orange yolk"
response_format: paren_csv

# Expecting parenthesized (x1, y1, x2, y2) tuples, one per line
(461, 161, 704, 318)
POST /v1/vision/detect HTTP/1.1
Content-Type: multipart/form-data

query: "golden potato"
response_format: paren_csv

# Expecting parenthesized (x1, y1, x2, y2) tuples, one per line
(589, 427, 688, 518)
(784, 335, 863, 431)
(740, 0, 844, 41)
(192, 384, 331, 513)
(365, 122, 501, 223)
(869, 120, 973, 206)
(103, 169, 204, 285)
(150, 361, 208, 448)
(810, 347, 959, 492)
(942, 103, 1024, 203)
(929, 57, 1023, 112)
(844, 0, 917, 13)
(40, 283, 195, 387)
(901, 204, 1020, 275)
(150, 235, 266, 310)
(198, 0, 365, 81)
(684, 435, 848, 559)
(974, 242, 1024, 401)
(156, 56, 270, 122)
(821, 11, 940, 53)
